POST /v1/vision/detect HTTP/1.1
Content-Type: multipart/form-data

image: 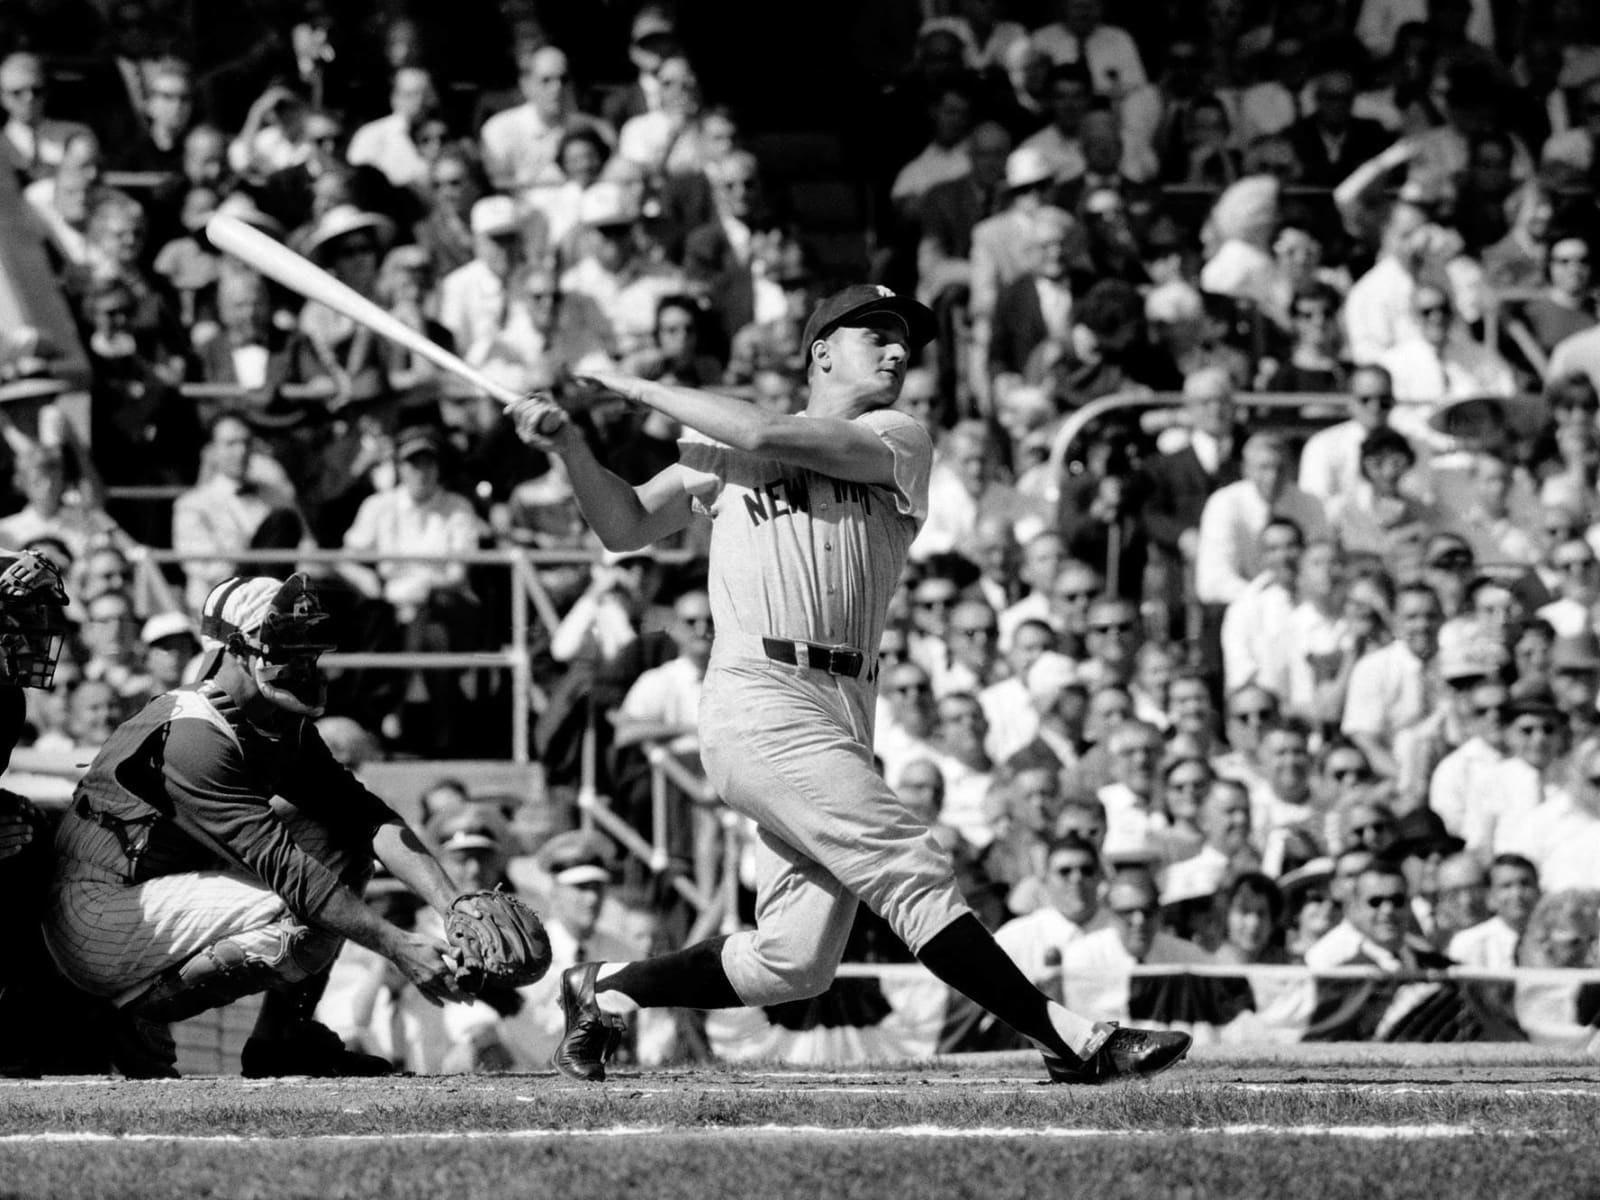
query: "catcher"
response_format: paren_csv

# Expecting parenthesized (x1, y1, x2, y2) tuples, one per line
(44, 572, 550, 1077)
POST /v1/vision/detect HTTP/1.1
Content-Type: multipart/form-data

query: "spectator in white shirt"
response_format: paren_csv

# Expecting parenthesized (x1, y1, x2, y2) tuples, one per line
(1380, 284, 1516, 443)
(1221, 516, 1303, 697)
(891, 83, 974, 221)
(1447, 853, 1537, 968)
(1194, 433, 1328, 606)
(999, 532, 1068, 650)
(1096, 719, 1175, 865)
(340, 427, 482, 751)
(1538, 539, 1600, 637)
(480, 46, 612, 193)
(1031, 0, 1147, 99)
(438, 196, 526, 364)
(1018, 65, 1093, 186)
(1063, 867, 1213, 972)
(1430, 674, 1508, 837)
(996, 832, 1111, 986)
(1297, 364, 1399, 505)
(346, 66, 438, 191)
(0, 51, 91, 179)
(172, 414, 296, 614)
(1473, 693, 1571, 864)
(1541, 77, 1600, 175)
(979, 618, 1059, 764)
(1341, 582, 1445, 778)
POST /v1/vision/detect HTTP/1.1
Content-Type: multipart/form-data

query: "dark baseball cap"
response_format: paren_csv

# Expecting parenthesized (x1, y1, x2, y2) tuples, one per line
(800, 285, 937, 366)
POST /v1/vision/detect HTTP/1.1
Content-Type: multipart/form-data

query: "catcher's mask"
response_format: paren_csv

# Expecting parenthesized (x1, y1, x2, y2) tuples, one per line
(0, 550, 69, 689)
(201, 573, 337, 717)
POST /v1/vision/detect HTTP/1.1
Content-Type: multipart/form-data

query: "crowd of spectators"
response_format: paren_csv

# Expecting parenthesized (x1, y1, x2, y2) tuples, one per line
(6, 0, 1600, 1067)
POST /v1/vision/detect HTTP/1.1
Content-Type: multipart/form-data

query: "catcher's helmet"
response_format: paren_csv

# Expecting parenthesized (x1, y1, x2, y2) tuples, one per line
(0, 550, 69, 689)
(200, 573, 337, 716)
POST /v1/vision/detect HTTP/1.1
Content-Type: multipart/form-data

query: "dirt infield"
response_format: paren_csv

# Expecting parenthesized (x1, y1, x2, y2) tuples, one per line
(3, 1048, 1599, 1199)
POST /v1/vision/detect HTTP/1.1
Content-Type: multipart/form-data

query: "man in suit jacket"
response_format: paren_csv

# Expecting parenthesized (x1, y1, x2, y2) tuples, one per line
(916, 121, 1013, 308)
(988, 206, 1087, 380)
(1287, 69, 1395, 189)
(1139, 366, 1242, 650)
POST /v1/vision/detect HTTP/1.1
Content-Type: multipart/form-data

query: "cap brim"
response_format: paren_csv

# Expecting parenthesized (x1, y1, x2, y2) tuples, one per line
(553, 864, 612, 886)
(810, 296, 937, 360)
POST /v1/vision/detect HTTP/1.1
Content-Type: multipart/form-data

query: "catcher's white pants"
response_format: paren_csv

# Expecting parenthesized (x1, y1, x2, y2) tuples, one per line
(698, 656, 970, 1006)
(45, 799, 355, 1003)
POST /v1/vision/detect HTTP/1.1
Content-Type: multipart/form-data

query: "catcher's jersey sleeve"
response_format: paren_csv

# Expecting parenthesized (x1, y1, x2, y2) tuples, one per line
(159, 716, 358, 920)
(675, 409, 932, 651)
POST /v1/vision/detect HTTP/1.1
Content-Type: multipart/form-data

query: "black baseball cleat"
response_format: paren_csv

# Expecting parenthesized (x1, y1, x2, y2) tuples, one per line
(1043, 1023, 1192, 1085)
(109, 1007, 180, 1080)
(241, 1019, 396, 1078)
(552, 962, 625, 1082)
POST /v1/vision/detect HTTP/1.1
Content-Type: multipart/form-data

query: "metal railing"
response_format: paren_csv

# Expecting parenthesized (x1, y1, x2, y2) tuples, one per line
(134, 544, 673, 764)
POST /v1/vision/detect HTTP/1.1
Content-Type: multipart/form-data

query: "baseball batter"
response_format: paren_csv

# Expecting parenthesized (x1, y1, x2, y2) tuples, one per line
(44, 573, 474, 1078)
(511, 285, 1191, 1084)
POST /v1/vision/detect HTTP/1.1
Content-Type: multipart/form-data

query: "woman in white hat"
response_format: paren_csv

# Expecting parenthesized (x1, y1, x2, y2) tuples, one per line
(294, 204, 395, 407)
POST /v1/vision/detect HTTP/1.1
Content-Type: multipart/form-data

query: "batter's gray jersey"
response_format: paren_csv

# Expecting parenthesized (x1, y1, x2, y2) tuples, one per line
(677, 407, 932, 660)
(673, 407, 968, 994)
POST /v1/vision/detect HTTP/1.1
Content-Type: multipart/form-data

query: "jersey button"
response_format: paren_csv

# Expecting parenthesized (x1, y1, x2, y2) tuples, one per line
(824, 542, 832, 551)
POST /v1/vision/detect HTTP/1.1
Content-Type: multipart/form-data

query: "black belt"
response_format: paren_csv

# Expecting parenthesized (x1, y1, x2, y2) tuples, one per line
(761, 638, 867, 679)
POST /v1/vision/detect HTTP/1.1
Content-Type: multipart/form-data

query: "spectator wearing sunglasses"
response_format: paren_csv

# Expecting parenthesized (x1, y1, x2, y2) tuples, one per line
(1307, 860, 1452, 971)
(1298, 365, 1401, 507)
(1063, 867, 1212, 973)
(996, 832, 1112, 988)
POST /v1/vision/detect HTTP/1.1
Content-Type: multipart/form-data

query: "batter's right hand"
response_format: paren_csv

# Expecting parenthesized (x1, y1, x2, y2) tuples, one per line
(388, 931, 468, 1007)
(509, 393, 571, 449)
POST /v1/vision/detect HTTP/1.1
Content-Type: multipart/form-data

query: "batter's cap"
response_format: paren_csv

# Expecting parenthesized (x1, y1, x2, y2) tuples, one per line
(800, 285, 937, 366)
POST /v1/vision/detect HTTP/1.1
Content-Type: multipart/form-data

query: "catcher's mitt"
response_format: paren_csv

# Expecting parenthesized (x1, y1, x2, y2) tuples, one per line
(0, 550, 66, 605)
(445, 890, 552, 993)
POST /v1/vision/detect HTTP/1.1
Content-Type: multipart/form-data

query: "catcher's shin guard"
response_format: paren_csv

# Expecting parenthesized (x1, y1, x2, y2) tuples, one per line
(123, 922, 330, 1024)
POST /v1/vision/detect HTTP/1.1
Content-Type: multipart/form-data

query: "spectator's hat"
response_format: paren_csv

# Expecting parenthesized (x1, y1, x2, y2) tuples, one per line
(1160, 851, 1229, 906)
(396, 425, 443, 462)
(1553, 632, 1600, 674)
(1003, 146, 1055, 193)
(0, 377, 70, 405)
(212, 192, 284, 240)
(428, 804, 512, 856)
(631, 6, 675, 44)
(1278, 856, 1334, 908)
(302, 204, 395, 262)
(1426, 393, 1517, 437)
(534, 829, 615, 886)
(579, 181, 640, 229)
(470, 195, 521, 239)
(1025, 650, 1081, 706)
(381, 243, 433, 274)
(800, 285, 936, 366)
(1503, 686, 1563, 722)
(140, 611, 199, 649)
(1383, 807, 1465, 863)
(1435, 625, 1508, 682)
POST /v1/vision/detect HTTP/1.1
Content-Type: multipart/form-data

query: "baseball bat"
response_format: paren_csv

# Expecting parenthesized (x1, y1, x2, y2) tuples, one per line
(205, 213, 529, 410)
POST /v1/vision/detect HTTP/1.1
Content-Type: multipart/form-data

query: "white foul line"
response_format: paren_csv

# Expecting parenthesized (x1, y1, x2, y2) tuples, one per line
(0, 1124, 1506, 1145)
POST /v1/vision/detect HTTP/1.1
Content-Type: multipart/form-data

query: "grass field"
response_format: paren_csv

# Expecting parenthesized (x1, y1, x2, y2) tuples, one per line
(4, 1046, 1599, 1199)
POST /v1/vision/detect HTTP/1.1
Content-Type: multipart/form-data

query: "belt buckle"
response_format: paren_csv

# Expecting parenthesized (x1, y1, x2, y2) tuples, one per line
(827, 648, 860, 678)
